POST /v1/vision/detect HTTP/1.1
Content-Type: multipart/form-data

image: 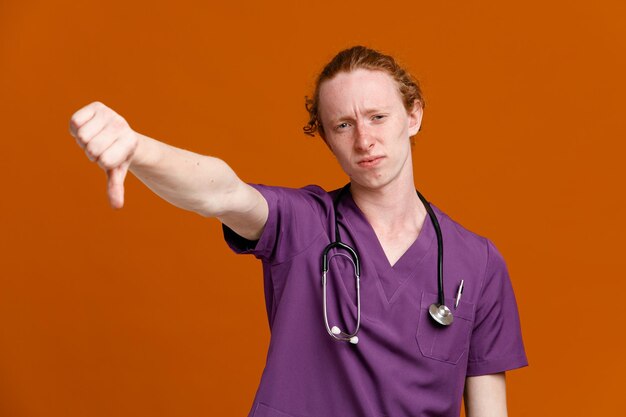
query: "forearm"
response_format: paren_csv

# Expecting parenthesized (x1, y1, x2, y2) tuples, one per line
(70, 102, 266, 234)
(129, 133, 240, 217)
(464, 373, 508, 417)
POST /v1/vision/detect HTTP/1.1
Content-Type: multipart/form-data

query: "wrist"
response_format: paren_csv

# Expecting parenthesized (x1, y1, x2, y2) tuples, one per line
(128, 132, 154, 171)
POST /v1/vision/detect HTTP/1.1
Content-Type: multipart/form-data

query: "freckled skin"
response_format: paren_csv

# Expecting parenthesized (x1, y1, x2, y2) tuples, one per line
(318, 69, 422, 193)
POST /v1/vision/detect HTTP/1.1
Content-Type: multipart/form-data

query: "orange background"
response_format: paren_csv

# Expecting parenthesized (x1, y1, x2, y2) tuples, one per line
(1, 0, 625, 415)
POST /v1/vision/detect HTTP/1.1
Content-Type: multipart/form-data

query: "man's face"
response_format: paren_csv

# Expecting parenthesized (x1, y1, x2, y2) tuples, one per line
(318, 69, 422, 191)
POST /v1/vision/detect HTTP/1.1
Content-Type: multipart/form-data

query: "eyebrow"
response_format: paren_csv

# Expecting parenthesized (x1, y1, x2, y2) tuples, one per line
(328, 106, 394, 124)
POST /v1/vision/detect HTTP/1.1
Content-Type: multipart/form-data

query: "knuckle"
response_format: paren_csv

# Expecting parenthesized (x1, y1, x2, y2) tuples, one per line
(84, 143, 98, 160)
(75, 125, 89, 143)
(111, 114, 128, 131)
(69, 114, 85, 136)
(92, 101, 106, 111)
(74, 136, 85, 150)
(95, 103, 115, 122)
(120, 137, 135, 158)
(99, 155, 115, 170)
(99, 147, 124, 170)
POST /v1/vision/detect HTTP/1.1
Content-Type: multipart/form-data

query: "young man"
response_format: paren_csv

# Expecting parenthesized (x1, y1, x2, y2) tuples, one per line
(69, 46, 527, 417)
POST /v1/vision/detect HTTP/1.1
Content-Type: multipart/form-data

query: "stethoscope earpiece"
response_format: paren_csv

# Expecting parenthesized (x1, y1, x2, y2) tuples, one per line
(330, 326, 359, 344)
(428, 303, 454, 326)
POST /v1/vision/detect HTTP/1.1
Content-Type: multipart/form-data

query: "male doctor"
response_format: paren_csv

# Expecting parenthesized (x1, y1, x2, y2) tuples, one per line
(70, 46, 527, 416)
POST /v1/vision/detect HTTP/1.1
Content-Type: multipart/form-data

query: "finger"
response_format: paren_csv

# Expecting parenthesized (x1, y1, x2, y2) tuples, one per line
(97, 134, 136, 171)
(106, 162, 129, 209)
(69, 101, 105, 137)
(85, 124, 118, 163)
(74, 108, 113, 150)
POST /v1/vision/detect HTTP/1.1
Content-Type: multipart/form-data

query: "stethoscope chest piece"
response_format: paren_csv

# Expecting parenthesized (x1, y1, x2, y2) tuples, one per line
(429, 303, 454, 326)
(323, 184, 455, 344)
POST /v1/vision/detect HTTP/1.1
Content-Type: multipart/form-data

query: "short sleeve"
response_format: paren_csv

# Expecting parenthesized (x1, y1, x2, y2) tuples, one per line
(222, 184, 329, 264)
(466, 239, 528, 376)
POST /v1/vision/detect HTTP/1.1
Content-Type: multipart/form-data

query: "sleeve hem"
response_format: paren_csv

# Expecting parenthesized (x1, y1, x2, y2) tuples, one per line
(466, 354, 529, 376)
(222, 184, 278, 260)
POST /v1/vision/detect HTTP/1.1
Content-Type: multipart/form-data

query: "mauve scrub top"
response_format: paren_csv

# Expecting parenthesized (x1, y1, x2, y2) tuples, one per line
(223, 184, 528, 417)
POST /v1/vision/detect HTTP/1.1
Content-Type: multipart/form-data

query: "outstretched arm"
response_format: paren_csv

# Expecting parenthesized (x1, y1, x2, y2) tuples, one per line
(464, 373, 508, 417)
(69, 101, 268, 240)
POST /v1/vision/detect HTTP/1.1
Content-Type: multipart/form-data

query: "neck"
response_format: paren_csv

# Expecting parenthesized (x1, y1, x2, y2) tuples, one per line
(350, 179, 427, 233)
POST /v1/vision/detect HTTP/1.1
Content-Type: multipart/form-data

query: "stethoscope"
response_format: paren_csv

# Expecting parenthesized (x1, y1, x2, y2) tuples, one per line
(321, 184, 453, 345)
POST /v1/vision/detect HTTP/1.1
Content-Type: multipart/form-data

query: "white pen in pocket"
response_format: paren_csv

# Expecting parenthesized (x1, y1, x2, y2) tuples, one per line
(455, 280, 465, 309)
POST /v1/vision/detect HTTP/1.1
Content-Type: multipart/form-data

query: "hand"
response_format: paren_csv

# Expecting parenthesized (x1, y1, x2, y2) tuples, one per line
(69, 102, 139, 209)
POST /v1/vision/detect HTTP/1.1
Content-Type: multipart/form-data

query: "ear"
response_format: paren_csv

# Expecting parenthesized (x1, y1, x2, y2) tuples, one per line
(408, 100, 424, 137)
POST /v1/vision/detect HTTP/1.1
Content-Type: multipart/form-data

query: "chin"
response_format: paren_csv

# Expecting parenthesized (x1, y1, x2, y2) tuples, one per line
(349, 174, 390, 190)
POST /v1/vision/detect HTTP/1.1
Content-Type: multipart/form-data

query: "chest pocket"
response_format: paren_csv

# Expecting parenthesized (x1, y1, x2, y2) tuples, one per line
(415, 291, 475, 365)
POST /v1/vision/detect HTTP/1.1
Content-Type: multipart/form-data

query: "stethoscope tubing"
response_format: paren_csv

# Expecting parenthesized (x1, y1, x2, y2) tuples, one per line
(415, 189, 445, 307)
(322, 251, 361, 342)
(322, 183, 451, 344)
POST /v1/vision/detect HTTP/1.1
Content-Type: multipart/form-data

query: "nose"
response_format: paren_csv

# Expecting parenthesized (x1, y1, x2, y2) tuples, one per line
(354, 121, 374, 151)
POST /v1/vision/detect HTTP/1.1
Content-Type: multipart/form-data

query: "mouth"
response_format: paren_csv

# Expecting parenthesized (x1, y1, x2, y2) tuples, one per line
(357, 156, 385, 168)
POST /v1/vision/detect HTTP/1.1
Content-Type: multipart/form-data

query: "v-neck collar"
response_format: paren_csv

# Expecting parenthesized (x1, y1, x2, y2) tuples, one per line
(336, 190, 437, 304)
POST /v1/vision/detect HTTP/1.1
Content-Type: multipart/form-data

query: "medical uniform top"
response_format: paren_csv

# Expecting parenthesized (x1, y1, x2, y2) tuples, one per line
(223, 184, 528, 417)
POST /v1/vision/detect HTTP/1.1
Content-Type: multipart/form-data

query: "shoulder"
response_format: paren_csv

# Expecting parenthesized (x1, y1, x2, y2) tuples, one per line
(223, 184, 337, 262)
(250, 183, 329, 198)
(250, 183, 334, 212)
(431, 203, 513, 298)
(430, 203, 507, 282)
(248, 183, 343, 236)
(431, 203, 491, 255)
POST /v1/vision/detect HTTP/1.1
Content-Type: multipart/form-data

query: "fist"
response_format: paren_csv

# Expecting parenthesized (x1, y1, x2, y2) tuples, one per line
(69, 102, 139, 209)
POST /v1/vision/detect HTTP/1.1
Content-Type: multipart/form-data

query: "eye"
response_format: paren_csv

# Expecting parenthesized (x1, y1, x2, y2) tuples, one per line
(372, 114, 386, 121)
(336, 122, 351, 130)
